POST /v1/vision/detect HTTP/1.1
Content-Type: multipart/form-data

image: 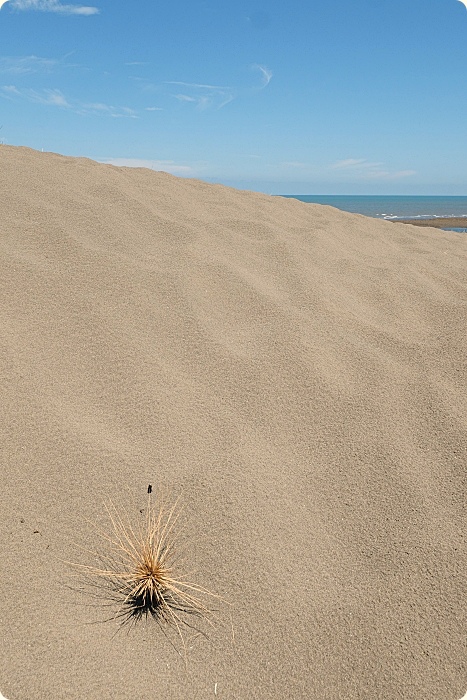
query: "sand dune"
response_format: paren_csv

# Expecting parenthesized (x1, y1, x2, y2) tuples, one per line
(0, 145, 466, 700)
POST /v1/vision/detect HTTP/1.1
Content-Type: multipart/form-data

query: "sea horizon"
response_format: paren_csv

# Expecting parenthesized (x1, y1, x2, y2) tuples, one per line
(279, 195, 467, 232)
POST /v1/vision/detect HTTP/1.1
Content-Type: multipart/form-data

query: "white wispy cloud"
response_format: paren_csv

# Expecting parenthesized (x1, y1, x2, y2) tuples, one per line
(1, 85, 70, 106)
(0, 0, 99, 14)
(253, 64, 273, 88)
(330, 158, 415, 180)
(79, 102, 138, 117)
(169, 82, 234, 111)
(331, 158, 371, 170)
(0, 52, 79, 75)
(0, 55, 58, 74)
(131, 65, 273, 112)
(145, 106, 163, 111)
(1, 84, 137, 117)
(36, 88, 69, 106)
(99, 158, 195, 176)
(166, 81, 231, 90)
(174, 94, 197, 103)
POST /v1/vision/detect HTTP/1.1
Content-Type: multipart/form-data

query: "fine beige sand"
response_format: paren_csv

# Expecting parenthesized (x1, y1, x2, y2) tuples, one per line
(0, 145, 466, 700)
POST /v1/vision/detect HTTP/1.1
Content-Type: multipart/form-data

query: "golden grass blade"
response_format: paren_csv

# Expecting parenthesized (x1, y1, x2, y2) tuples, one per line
(68, 489, 224, 654)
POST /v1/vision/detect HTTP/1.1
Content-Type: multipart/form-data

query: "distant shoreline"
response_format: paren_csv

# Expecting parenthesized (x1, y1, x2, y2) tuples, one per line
(390, 217, 467, 228)
(280, 196, 467, 224)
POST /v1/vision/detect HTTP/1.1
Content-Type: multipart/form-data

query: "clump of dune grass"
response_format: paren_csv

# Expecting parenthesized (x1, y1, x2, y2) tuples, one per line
(69, 487, 220, 652)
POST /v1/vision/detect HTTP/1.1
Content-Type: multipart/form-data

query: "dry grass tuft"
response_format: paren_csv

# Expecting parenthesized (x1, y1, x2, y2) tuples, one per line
(69, 488, 221, 653)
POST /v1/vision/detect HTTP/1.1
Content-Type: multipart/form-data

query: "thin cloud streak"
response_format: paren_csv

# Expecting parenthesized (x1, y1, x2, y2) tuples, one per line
(1, 85, 70, 106)
(330, 158, 415, 180)
(254, 64, 273, 87)
(132, 63, 272, 112)
(80, 102, 138, 117)
(174, 94, 197, 103)
(1, 0, 99, 14)
(0, 52, 78, 74)
(1, 85, 137, 117)
(171, 84, 234, 111)
(166, 81, 231, 90)
(0, 55, 58, 74)
(331, 158, 370, 170)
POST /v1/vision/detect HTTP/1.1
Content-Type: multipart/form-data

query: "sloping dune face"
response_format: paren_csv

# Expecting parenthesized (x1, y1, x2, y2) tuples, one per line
(0, 146, 466, 700)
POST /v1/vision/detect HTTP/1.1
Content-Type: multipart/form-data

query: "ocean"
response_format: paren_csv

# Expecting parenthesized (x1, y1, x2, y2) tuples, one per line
(280, 195, 467, 232)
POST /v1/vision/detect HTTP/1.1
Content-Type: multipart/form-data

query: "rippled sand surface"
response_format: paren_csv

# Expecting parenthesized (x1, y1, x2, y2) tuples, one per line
(1, 146, 466, 700)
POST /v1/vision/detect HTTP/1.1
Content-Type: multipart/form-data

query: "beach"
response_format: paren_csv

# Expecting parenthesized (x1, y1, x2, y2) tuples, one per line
(0, 145, 466, 700)
(391, 217, 467, 228)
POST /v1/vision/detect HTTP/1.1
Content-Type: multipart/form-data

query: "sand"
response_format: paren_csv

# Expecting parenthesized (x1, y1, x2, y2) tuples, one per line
(0, 145, 466, 700)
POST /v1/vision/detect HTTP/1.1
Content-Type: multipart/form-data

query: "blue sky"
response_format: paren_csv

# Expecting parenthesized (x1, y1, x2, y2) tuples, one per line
(0, 0, 467, 194)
